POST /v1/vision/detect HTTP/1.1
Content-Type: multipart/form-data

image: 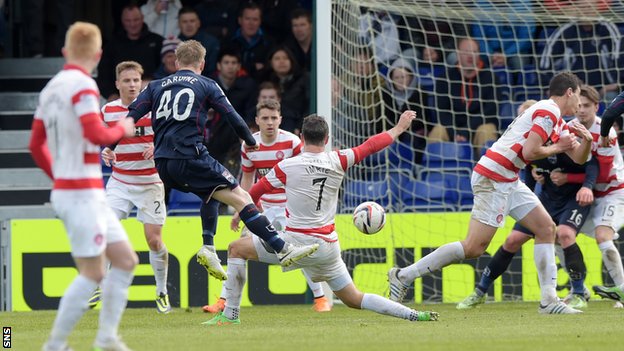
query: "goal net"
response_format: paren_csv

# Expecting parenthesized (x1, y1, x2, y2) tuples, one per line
(330, 0, 624, 303)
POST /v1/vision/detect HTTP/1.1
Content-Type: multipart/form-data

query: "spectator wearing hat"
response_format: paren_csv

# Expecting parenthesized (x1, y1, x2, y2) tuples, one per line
(177, 7, 220, 76)
(153, 37, 181, 79)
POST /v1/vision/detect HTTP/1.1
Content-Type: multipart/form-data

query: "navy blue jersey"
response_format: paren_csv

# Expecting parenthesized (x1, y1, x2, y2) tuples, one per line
(127, 69, 255, 159)
(527, 149, 597, 210)
(601, 90, 624, 137)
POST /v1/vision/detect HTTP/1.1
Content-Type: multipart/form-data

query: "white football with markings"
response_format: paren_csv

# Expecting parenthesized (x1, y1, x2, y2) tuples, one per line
(352, 201, 386, 235)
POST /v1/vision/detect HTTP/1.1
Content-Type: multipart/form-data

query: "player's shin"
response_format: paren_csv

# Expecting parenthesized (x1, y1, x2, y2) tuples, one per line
(222, 258, 247, 320)
(200, 199, 219, 246)
(534, 243, 558, 304)
(399, 242, 465, 282)
(95, 267, 134, 345)
(477, 247, 516, 295)
(563, 243, 587, 295)
(239, 204, 285, 252)
(361, 293, 438, 321)
(599, 240, 624, 286)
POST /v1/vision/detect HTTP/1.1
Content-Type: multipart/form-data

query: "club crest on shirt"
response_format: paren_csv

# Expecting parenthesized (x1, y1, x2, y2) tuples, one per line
(222, 170, 236, 184)
(496, 214, 504, 224)
(275, 150, 285, 160)
(94, 233, 104, 246)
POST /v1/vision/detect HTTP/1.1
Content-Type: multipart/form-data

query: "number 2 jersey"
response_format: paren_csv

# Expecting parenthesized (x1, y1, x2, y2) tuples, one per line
(101, 99, 160, 185)
(126, 69, 255, 159)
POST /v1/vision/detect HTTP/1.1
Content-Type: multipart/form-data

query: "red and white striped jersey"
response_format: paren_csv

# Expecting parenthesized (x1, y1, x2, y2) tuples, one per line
(101, 99, 160, 185)
(241, 130, 302, 207)
(33, 65, 104, 190)
(262, 149, 358, 242)
(570, 116, 624, 196)
(475, 99, 569, 182)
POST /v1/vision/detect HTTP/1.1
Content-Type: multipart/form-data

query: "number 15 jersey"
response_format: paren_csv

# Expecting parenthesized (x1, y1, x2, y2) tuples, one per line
(127, 69, 255, 160)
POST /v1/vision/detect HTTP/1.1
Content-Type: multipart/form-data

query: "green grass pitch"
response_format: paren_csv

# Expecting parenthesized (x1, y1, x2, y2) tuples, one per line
(2, 301, 624, 350)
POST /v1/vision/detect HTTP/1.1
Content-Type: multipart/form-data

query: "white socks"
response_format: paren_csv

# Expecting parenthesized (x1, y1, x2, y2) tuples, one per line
(223, 258, 246, 320)
(534, 243, 558, 305)
(95, 267, 134, 346)
(399, 241, 465, 282)
(149, 246, 169, 295)
(302, 270, 325, 298)
(360, 293, 418, 321)
(599, 241, 624, 286)
(46, 275, 98, 349)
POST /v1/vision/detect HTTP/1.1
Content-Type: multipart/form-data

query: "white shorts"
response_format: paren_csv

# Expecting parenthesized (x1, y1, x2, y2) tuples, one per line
(51, 189, 129, 258)
(106, 177, 166, 225)
(252, 231, 352, 291)
(471, 172, 540, 228)
(579, 189, 624, 237)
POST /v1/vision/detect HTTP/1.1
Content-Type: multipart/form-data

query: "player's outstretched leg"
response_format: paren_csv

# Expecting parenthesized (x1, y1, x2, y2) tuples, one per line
(592, 284, 624, 303)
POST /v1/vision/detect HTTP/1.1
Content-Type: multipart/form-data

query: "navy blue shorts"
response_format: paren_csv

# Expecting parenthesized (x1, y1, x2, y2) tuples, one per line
(513, 196, 591, 237)
(155, 153, 238, 201)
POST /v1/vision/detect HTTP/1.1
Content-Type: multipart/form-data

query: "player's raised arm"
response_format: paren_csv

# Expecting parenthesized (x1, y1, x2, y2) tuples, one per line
(350, 110, 416, 164)
(600, 91, 624, 143)
(127, 84, 153, 122)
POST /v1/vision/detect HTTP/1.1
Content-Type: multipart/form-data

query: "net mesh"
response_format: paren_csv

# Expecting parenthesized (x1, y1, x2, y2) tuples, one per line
(331, 0, 624, 303)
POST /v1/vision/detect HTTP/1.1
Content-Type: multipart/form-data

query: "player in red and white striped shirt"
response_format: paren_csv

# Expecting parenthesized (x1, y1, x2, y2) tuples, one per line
(203, 111, 440, 325)
(389, 72, 595, 314)
(99, 61, 170, 314)
(29, 22, 137, 351)
(202, 100, 331, 314)
(569, 85, 624, 303)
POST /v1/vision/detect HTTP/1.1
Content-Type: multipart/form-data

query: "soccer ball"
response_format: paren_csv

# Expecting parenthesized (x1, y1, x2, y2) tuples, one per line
(352, 201, 386, 235)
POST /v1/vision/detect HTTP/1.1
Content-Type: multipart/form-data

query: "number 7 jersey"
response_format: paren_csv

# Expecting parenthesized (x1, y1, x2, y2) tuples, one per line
(261, 149, 358, 242)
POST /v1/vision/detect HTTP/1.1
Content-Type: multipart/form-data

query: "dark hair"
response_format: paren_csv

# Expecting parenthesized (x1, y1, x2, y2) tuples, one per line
(291, 8, 312, 23)
(258, 81, 280, 96)
(549, 72, 582, 97)
(178, 6, 198, 18)
(266, 45, 301, 77)
(302, 114, 329, 145)
(239, 2, 262, 17)
(580, 84, 600, 105)
(217, 45, 241, 63)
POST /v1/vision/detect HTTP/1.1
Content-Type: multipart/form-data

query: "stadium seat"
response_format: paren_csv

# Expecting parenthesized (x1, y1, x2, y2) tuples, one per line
(342, 178, 390, 212)
(422, 142, 473, 170)
(417, 67, 435, 92)
(167, 189, 202, 215)
(420, 170, 473, 210)
(394, 173, 456, 212)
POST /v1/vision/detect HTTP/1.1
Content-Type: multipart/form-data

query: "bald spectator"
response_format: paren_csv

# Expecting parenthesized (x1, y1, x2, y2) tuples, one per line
(177, 7, 220, 75)
(228, 2, 274, 80)
(98, 4, 164, 100)
(284, 8, 312, 72)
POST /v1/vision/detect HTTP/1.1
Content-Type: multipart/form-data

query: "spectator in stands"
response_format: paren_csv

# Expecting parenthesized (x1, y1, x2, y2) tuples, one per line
(344, 47, 384, 134)
(245, 81, 297, 133)
(194, 0, 239, 41)
(358, 10, 401, 70)
(538, 18, 620, 101)
(98, 4, 164, 100)
(471, 0, 535, 71)
(153, 37, 180, 79)
(284, 8, 312, 72)
(432, 37, 501, 150)
(403, 14, 467, 65)
(141, 0, 182, 38)
(252, 0, 301, 44)
(260, 46, 309, 134)
(177, 7, 219, 75)
(211, 46, 258, 126)
(382, 58, 430, 164)
(228, 2, 274, 80)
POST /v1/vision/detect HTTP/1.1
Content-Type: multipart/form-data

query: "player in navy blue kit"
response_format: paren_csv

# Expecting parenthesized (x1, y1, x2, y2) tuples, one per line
(127, 40, 318, 281)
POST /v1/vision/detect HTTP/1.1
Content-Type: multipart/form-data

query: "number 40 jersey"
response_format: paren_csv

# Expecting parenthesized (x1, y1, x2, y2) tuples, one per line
(127, 69, 255, 160)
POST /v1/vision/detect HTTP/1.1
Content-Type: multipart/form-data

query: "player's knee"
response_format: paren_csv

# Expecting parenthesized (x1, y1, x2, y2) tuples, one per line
(557, 228, 576, 246)
(228, 240, 243, 259)
(536, 221, 556, 241)
(503, 234, 526, 252)
(462, 241, 487, 259)
(146, 235, 163, 251)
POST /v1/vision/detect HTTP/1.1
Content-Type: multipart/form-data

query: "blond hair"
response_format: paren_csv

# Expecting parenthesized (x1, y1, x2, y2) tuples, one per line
(518, 99, 538, 115)
(175, 40, 206, 68)
(64, 22, 101, 61)
(256, 99, 281, 114)
(115, 61, 144, 80)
